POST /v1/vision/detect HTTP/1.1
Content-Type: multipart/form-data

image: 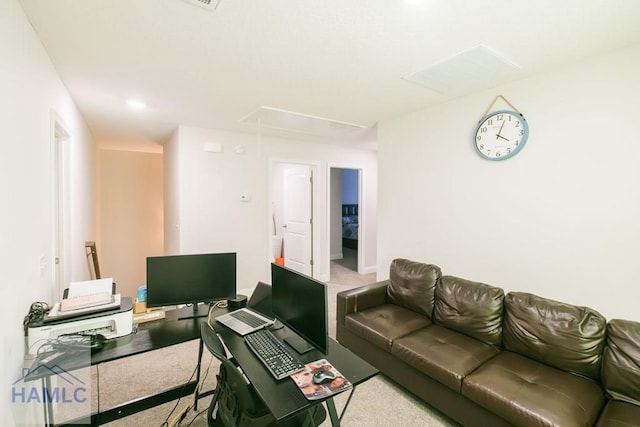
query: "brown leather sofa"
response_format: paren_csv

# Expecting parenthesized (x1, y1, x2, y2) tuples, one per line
(336, 259, 640, 427)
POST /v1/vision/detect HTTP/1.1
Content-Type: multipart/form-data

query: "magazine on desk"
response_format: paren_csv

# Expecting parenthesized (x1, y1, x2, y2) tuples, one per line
(290, 359, 352, 400)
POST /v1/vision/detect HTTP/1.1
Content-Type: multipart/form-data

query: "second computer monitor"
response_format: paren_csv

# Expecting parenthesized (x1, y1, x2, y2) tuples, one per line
(146, 252, 237, 309)
(271, 263, 328, 355)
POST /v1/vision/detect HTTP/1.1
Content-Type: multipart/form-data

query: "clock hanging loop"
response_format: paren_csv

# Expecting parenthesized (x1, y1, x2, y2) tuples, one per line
(479, 94, 523, 122)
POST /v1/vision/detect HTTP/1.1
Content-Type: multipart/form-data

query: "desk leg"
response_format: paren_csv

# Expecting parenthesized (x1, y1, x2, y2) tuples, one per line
(325, 397, 340, 427)
(325, 385, 358, 426)
(194, 337, 204, 411)
(42, 377, 54, 426)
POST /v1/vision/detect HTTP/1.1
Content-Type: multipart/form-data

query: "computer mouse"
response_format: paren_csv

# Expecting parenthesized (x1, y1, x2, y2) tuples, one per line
(312, 368, 336, 385)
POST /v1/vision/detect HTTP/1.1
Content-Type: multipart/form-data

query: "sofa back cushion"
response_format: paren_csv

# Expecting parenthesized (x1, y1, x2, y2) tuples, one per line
(602, 319, 640, 406)
(433, 276, 504, 347)
(503, 292, 606, 381)
(386, 259, 440, 318)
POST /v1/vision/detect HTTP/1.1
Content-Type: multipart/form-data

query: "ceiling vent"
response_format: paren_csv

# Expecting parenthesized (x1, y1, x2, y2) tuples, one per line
(181, 0, 220, 11)
(403, 45, 521, 94)
(239, 107, 366, 137)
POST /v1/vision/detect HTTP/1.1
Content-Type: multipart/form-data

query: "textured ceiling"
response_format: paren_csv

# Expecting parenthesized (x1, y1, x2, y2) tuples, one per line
(18, 0, 640, 150)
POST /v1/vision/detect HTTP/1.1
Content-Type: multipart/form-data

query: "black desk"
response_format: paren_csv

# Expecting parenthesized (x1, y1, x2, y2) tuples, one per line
(28, 304, 378, 426)
(27, 304, 214, 426)
(215, 321, 379, 426)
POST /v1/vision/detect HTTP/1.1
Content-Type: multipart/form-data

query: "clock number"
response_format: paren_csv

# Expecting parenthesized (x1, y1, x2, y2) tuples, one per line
(480, 127, 488, 133)
(496, 152, 501, 157)
(496, 114, 503, 121)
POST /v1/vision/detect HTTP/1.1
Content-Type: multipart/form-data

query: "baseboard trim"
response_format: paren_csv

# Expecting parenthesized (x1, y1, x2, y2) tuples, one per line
(361, 265, 376, 275)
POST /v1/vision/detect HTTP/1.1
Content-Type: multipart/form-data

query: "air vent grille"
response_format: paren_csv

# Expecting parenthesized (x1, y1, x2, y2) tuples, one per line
(181, 0, 220, 11)
(403, 45, 521, 94)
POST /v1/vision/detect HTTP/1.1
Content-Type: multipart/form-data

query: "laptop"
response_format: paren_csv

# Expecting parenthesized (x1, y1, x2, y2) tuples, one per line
(215, 282, 275, 335)
(246, 281, 273, 317)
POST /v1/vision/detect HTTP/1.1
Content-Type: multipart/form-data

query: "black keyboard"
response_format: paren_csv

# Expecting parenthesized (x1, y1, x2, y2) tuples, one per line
(244, 329, 305, 380)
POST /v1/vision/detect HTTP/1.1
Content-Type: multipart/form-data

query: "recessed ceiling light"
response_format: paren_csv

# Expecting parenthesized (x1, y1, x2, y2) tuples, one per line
(126, 99, 147, 109)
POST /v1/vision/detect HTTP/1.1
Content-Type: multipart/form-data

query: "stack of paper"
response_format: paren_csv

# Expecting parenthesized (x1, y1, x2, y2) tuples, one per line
(60, 291, 113, 312)
(47, 278, 121, 319)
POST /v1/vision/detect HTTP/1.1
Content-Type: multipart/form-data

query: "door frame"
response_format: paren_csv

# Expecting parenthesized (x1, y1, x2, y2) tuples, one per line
(268, 158, 320, 278)
(327, 164, 364, 276)
(51, 110, 71, 302)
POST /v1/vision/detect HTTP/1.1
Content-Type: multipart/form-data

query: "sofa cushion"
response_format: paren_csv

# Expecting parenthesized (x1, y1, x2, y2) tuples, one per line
(601, 319, 640, 406)
(503, 292, 606, 380)
(392, 325, 500, 393)
(462, 351, 606, 427)
(433, 275, 504, 347)
(344, 304, 432, 352)
(386, 259, 440, 318)
(595, 399, 640, 427)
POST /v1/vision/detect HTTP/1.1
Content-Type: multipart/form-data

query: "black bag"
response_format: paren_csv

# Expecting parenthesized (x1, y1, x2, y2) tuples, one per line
(207, 362, 274, 427)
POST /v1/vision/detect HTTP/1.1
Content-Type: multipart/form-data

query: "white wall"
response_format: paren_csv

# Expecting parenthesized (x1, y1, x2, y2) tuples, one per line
(1, 0, 95, 423)
(170, 125, 377, 289)
(378, 44, 640, 322)
(163, 129, 181, 255)
(98, 149, 164, 300)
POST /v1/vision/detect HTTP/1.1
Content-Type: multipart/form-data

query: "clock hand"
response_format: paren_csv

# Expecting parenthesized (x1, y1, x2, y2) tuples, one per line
(496, 134, 510, 141)
(496, 121, 505, 140)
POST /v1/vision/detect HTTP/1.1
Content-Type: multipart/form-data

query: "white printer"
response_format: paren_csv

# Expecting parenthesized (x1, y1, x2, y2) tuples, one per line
(27, 296, 133, 355)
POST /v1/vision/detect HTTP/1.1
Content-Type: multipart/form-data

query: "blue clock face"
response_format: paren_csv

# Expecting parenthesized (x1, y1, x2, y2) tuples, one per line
(473, 110, 529, 161)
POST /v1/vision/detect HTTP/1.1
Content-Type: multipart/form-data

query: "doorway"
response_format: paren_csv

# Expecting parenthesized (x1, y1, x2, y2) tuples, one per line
(270, 161, 316, 277)
(329, 167, 360, 274)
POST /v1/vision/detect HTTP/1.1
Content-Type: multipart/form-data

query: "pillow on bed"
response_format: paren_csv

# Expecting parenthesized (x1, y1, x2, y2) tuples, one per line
(342, 215, 358, 225)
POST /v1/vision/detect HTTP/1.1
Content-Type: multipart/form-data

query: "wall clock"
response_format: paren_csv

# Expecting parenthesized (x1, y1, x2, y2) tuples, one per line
(473, 109, 529, 161)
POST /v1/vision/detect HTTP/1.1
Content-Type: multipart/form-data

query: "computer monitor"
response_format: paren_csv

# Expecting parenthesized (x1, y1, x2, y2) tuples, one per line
(271, 263, 328, 354)
(146, 252, 237, 319)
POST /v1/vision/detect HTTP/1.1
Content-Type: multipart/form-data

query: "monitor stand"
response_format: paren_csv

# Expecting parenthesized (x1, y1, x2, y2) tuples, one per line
(268, 319, 284, 331)
(284, 335, 314, 354)
(177, 303, 210, 320)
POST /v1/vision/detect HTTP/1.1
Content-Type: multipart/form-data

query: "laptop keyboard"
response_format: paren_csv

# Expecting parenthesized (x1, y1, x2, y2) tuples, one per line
(244, 329, 305, 380)
(230, 310, 269, 328)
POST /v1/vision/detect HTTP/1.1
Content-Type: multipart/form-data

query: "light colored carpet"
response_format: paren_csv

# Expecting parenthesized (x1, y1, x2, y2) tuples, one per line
(54, 257, 457, 426)
(331, 248, 358, 272)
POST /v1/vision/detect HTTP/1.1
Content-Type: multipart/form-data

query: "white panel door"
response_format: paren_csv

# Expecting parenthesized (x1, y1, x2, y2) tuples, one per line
(283, 166, 312, 275)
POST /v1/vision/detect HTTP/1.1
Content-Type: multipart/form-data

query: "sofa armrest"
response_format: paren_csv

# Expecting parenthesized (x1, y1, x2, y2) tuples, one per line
(337, 280, 389, 328)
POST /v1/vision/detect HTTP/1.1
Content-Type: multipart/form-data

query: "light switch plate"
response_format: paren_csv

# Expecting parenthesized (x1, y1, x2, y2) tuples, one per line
(203, 142, 223, 153)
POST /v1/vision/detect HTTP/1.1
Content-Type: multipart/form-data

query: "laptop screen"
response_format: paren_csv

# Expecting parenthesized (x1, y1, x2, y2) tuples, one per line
(247, 281, 273, 318)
